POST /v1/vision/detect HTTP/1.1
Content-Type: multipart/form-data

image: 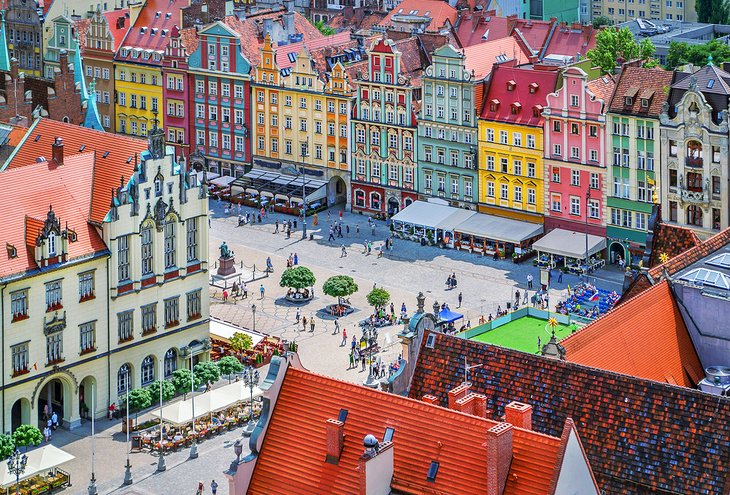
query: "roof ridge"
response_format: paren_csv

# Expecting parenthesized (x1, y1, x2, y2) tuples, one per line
(649, 226, 730, 278)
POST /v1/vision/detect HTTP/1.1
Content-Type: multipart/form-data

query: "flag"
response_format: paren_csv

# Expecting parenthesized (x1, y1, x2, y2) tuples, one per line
(590, 292, 600, 301)
(33, 362, 37, 371)
(567, 285, 571, 296)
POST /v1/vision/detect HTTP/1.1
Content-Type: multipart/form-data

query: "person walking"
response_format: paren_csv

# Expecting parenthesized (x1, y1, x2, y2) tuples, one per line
(341, 328, 347, 346)
(348, 351, 354, 369)
(295, 308, 301, 324)
(557, 269, 563, 284)
(259, 284, 265, 299)
(211, 480, 218, 495)
(367, 241, 372, 255)
(328, 228, 335, 242)
(527, 273, 533, 289)
(351, 335, 357, 351)
(356, 224, 360, 236)
(302, 315, 307, 332)
(222, 289, 228, 303)
(334, 318, 340, 334)
(274, 220, 279, 234)
(293, 253, 299, 265)
(310, 316, 316, 333)
(458, 292, 463, 308)
(51, 411, 58, 429)
(346, 224, 350, 235)
(341, 245, 347, 257)
(196, 481, 204, 495)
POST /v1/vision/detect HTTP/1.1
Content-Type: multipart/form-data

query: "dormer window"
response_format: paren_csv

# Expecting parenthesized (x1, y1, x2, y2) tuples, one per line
(511, 102, 521, 114)
(48, 232, 56, 256)
(155, 178, 163, 196)
(529, 82, 539, 93)
(641, 98, 649, 108)
(489, 99, 499, 112)
(507, 80, 516, 91)
(625, 96, 633, 106)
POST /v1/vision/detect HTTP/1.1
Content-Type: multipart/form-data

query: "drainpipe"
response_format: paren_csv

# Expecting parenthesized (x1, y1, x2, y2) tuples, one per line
(106, 257, 112, 410)
(1, 283, 6, 433)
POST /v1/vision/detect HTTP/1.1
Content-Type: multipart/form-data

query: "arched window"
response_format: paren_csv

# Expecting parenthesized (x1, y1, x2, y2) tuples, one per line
(141, 226, 154, 276)
(687, 205, 703, 227)
(117, 364, 130, 395)
(370, 192, 381, 211)
(354, 190, 365, 207)
(164, 221, 176, 269)
(164, 349, 177, 378)
(141, 356, 155, 386)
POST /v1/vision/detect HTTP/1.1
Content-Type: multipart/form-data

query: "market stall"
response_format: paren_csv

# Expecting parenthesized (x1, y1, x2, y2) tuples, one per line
(0, 445, 74, 495)
(391, 200, 476, 246)
(532, 228, 606, 273)
(452, 214, 543, 257)
(209, 319, 265, 348)
(230, 170, 327, 215)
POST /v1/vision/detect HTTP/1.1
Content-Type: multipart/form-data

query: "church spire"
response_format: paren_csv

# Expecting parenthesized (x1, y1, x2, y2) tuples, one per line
(73, 32, 88, 102)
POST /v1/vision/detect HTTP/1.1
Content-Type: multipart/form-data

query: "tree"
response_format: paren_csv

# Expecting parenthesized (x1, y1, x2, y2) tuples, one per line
(194, 361, 221, 390)
(229, 332, 254, 353)
(280, 266, 316, 294)
(666, 39, 730, 69)
(12, 425, 42, 452)
(587, 27, 656, 74)
(170, 368, 203, 400)
(322, 275, 359, 304)
(122, 388, 152, 423)
(314, 20, 335, 36)
(0, 435, 14, 460)
(217, 356, 244, 383)
(146, 379, 176, 404)
(592, 15, 612, 28)
(696, 0, 729, 23)
(366, 287, 390, 310)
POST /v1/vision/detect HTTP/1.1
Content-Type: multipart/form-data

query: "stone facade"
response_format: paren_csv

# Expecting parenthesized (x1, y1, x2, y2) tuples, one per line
(5, 0, 43, 76)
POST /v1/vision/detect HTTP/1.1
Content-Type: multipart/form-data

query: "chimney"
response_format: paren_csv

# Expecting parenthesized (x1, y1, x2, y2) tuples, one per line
(454, 393, 487, 418)
(447, 383, 470, 410)
(358, 437, 394, 495)
(263, 18, 273, 39)
(284, 11, 295, 37)
(422, 394, 439, 405)
(59, 50, 69, 74)
(52, 137, 64, 165)
(325, 419, 345, 464)
(486, 423, 513, 495)
(504, 402, 532, 430)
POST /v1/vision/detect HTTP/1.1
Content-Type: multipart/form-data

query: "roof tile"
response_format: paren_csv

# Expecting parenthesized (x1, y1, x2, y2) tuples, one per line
(609, 66, 673, 117)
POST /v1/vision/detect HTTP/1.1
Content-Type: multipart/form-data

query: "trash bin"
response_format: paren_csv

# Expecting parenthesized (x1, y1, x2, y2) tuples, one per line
(309, 233, 314, 240)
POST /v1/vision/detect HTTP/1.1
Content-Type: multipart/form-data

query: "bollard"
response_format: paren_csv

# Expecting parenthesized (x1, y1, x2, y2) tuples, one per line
(240, 261, 243, 268)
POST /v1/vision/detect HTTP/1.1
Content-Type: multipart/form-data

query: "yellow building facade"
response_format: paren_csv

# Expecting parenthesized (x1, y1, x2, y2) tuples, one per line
(252, 37, 353, 205)
(114, 60, 163, 137)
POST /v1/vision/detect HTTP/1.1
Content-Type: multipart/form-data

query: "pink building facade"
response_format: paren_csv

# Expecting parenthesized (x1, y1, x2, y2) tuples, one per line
(542, 67, 610, 238)
(162, 29, 192, 162)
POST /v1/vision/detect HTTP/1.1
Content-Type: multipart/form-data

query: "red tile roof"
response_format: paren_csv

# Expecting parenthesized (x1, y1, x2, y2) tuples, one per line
(480, 65, 558, 125)
(561, 280, 704, 387)
(378, 0, 457, 33)
(248, 366, 570, 495)
(273, 32, 352, 70)
(74, 18, 92, 51)
(103, 9, 131, 52)
(462, 37, 530, 80)
(586, 74, 615, 106)
(542, 22, 596, 59)
(179, 26, 199, 55)
(455, 12, 554, 52)
(326, 8, 386, 32)
(0, 152, 107, 279)
(410, 330, 730, 495)
(115, 0, 187, 65)
(648, 222, 702, 268)
(5, 119, 147, 224)
(609, 66, 673, 117)
(649, 226, 730, 280)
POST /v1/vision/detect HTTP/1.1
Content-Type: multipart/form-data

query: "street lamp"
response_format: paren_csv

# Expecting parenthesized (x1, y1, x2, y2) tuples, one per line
(7, 449, 27, 495)
(251, 304, 257, 332)
(157, 359, 166, 473)
(584, 188, 591, 282)
(362, 324, 379, 388)
(241, 366, 260, 437)
(281, 165, 308, 239)
(88, 384, 97, 495)
(182, 346, 199, 460)
(123, 369, 133, 485)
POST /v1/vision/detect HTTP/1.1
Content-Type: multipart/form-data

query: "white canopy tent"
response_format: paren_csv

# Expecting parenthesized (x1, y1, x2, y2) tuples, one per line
(209, 318, 265, 347)
(210, 175, 237, 188)
(453, 215, 543, 244)
(391, 200, 475, 230)
(532, 228, 606, 260)
(0, 445, 75, 487)
(150, 381, 264, 426)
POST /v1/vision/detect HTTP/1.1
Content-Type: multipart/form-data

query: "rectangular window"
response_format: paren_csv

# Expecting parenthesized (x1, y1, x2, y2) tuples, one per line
(10, 290, 28, 321)
(164, 297, 180, 328)
(465, 181, 472, 197)
(499, 130, 508, 144)
(514, 186, 522, 202)
(638, 180, 648, 202)
(571, 147, 580, 159)
(80, 321, 96, 353)
(46, 332, 63, 364)
(45, 280, 62, 311)
(571, 95, 579, 106)
(570, 197, 580, 215)
(527, 163, 535, 178)
(141, 227, 153, 276)
(389, 164, 398, 180)
(11, 343, 28, 374)
(486, 129, 494, 142)
(501, 183, 509, 200)
(527, 188, 536, 205)
(590, 173, 599, 190)
(552, 167, 561, 183)
(636, 212, 646, 230)
(79, 271, 95, 301)
(527, 134, 535, 149)
(487, 181, 495, 197)
(512, 132, 522, 147)
(186, 218, 199, 262)
(451, 178, 459, 194)
(589, 200, 599, 219)
(142, 303, 157, 334)
(513, 160, 522, 176)
(571, 170, 580, 186)
(551, 194, 561, 212)
(118, 310, 134, 342)
(187, 290, 202, 320)
(117, 234, 130, 281)
(553, 144, 561, 156)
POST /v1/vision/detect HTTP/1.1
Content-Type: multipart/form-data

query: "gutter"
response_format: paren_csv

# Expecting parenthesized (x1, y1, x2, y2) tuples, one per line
(106, 256, 111, 411)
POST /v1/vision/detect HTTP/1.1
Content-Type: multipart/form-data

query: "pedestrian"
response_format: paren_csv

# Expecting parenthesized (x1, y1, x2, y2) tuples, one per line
(458, 292, 463, 308)
(334, 318, 340, 334)
(51, 411, 58, 429)
(356, 224, 360, 235)
(527, 273, 533, 289)
(302, 315, 307, 332)
(557, 270, 563, 284)
(537, 336, 542, 351)
(196, 481, 204, 495)
(346, 224, 350, 235)
(348, 351, 354, 369)
(341, 245, 347, 257)
(43, 426, 51, 442)
(339, 210, 343, 220)
(337, 225, 343, 238)
(286, 224, 291, 238)
(259, 284, 265, 299)
(371, 224, 375, 236)
(328, 229, 335, 242)
(242, 282, 248, 299)
(310, 316, 316, 332)
(211, 480, 218, 495)
(296, 308, 301, 324)
(367, 241, 372, 254)
(361, 355, 366, 371)
(293, 253, 299, 265)
(274, 220, 279, 233)
(342, 328, 347, 346)
(351, 335, 357, 351)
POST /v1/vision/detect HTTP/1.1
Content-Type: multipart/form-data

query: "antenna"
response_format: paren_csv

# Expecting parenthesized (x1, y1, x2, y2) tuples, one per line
(464, 356, 483, 386)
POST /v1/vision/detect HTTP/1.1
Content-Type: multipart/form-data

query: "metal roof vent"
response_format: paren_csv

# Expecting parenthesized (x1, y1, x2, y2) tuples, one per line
(699, 366, 730, 396)
(363, 434, 379, 455)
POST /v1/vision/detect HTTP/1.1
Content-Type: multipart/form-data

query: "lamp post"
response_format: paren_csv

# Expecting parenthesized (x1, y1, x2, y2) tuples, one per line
(157, 360, 166, 472)
(185, 346, 198, 460)
(123, 370, 133, 485)
(88, 384, 97, 495)
(585, 188, 591, 282)
(7, 449, 27, 495)
(362, 324, 378, 388)
(242, 366, 260, 437)
(251, 304, 257, 332)
(230, 438, 244, 472)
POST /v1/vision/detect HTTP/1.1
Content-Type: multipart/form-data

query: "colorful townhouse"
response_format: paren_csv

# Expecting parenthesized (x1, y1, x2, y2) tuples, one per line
(478, 65, 558, 223)
(660, 62, 730, 233)
(606, 66, 672, 264)
(418, 44, 479, 209)
(542, 67, 613, 243)
(115, 0, 188, 137)
(81, 9, 130, 132)
(351, 37, 418, 216)
(162, 27, 196, 161)
(188, 21, 252, 178)
(4, 0, 43, 76)
(44, 15, 80, 78)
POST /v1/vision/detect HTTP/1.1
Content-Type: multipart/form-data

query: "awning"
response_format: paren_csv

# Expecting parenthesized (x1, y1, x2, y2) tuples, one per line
(150, 381, 264, 426)
(210, 176, 236, 188)
(231, 170, 327, 202)
(210, 318, 265, 347)
(532, 228, 606, 259)
(190, 170, 220, 181)
(454, 214, 543, 244)
(0, 445, 75, 487)
(438, 308, 463, 323)
(391, 200, 476, 230)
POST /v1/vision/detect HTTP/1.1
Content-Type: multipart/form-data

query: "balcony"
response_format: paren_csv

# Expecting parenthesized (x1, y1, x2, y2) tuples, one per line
(678, 187, 709, 204)
(685, 156, 703, 168)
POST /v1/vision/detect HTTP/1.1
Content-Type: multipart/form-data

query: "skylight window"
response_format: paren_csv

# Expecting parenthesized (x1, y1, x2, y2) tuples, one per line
(707, 79, 715, 89)
(679, 268, 730, 290)
(383, 427, 395, 442)
(707, 253, 730, 269)
(426, 461, 440, 482)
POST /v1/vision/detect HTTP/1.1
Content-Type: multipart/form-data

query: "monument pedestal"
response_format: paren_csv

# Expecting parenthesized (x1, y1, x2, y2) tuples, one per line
(218, 257, 236, 276)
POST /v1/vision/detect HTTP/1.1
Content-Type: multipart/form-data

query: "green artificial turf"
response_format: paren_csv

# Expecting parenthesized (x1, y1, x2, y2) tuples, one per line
(469, 316, 573, 354)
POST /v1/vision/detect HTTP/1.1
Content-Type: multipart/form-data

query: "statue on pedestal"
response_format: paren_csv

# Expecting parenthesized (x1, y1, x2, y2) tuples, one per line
(220, 242, 234, 260)
(217, 242, 236, 276)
